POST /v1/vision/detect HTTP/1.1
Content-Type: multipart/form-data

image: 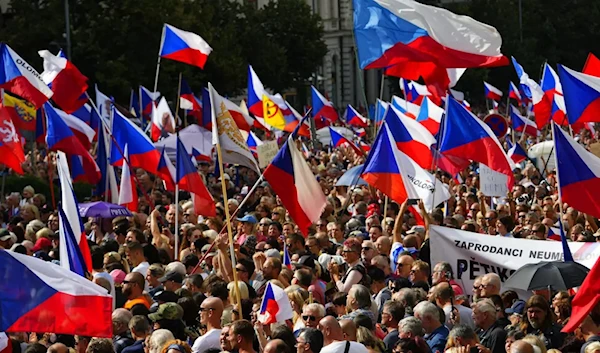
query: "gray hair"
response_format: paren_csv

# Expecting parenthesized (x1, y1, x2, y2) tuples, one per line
(148, 329, 174, 353)
(398, 316, 424, 337)
(394, 288, 417, 314)
(349, 284, 372, 309)
(473, 299, 497, 316)
(304, 303, 326, 318)
(449, 324, 478, 341)
(413, 301, 440, 322)
(483, 273, 501, 290)
(112, 308, 132, 326)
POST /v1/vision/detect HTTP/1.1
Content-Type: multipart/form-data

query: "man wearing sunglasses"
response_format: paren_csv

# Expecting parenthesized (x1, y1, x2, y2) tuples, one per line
(302, 303, 325, 329)
(191, 297, 223, 353)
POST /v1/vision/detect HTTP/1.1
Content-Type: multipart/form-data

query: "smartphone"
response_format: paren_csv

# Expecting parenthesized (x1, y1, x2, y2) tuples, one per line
(407, 199, 419, 205)
(470, 347, 479, 353)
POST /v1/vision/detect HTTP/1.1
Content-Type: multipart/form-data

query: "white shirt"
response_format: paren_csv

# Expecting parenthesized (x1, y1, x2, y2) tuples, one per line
(192, 328, 222, 353)
(321, 341, 369, 353)
(132, 261, 150, 292)
(93, 271, 116, 310)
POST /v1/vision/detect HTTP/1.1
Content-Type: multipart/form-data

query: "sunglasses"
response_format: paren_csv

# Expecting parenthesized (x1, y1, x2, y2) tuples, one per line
(235, 267, 247, 272)
(362, 247, 372, 251)
(302, 315, 317, 322)
(199, 307, 215, 312)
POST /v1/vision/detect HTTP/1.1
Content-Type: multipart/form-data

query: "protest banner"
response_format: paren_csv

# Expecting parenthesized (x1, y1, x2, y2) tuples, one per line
(430, 225, 600, 295)
(257, 140, 279, 168)
(479, 163, 508, 197)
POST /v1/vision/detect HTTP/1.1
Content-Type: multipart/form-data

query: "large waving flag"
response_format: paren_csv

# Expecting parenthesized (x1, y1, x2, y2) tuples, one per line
(345, 105, 368, 127)
(56, 151, 92, 275)
(484, 82, 503, 101)
(512, 57, 552, 128)
(354, 0, 508, 70)
(416, 96, 444, 135)
(176, 137, 216, 217)
(258, 281, 294, 325)
(159, 24, 212, 69)
(553, 122, 600, 219)
(45, 103, 91, 157)
(506, 140, 527, 164)
(56, 108, 95, 150)
(3, 93, 36, 132)
(361, 121, 450, 211)
(0, 249, 112, 337)
(38, 50, 87, 113)
(117, 145, 138, 212)
(329, 127, 363, 156)
(209, 83, 259, 171)
(510, 105, 538, 137)
(311, 86, 338, 122)
(385, 106, 435, 169)
(151, 97, 175, 141)
(0, 104, 25, 174)
(541, 63, 567, 125)
(562, 254, 600, 334)
(0, 44, 53, 108)
(263, 94, 287, 131)
(264, 128, 327, 236)
(557, 64, 600, 125)
(110, 106, 160, 173)
(508, 82, 522, 105)
(391, 96, 420, 119)
(439, 98, 514, 188)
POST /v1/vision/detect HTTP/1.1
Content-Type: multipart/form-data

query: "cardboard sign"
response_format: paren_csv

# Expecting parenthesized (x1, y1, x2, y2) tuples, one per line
(479, 163, 508, 197)
(257, 140, 279, 168)
(590, 142, 600, 159)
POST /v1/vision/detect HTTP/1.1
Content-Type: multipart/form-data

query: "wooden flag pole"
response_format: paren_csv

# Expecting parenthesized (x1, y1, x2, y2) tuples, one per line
(174, 72, 182, 130)
(153, 25, 166, 96)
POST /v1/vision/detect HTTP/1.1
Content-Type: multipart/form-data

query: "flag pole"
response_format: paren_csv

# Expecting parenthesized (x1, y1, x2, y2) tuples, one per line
(215, 131, 243, 314)
(153, 25, 166, 100)
(550, 124, 574, 261)
(174, 72, 182, 130)
(174, 122, 181, 260)
(139, 86, 144, 131)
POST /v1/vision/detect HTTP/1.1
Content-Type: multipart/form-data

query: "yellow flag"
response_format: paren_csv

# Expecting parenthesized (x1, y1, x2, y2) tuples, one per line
(3, 93, 36, 131)
(262, 95, 286, 130)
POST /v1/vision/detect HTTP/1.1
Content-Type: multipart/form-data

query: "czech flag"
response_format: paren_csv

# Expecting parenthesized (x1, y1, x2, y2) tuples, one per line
(400, 78, 423, 104)
(311, 86, 338, 122)
(416, 96, 444, 135)
(0, 104, 25, 174)
(353, 0, 508, 70)
(506, 140, 527, 164)
(512, 57, 552, 129)
(246, 131, 262, 158)
(247, 65, 267, 117)
(562, 253, 600, 333)
(508, 82, 522, 105)
(361, 121, 450, 210)
(374, 99, 388, 125)
(557, 64, 600, 125)
(283, 244, 292, 270)
(484, 81, 503, 101)
(264, 130, 327, 236)
(159, 24, 212, 69)
(38, 50, 88, 114)
(258, 281, 294, 325)
(385, 106, 435, 169)
(200, 87, 213, 130)
(583, 53, 600, 78)
(439, 98, 515, 188)
(56, 108, 96, 150)
(56, 151, 93, 275)
(176, 137, 216, 217)
(553, 122, 600, 219)
(179, 78, 202, 124)
(510, 105, 538, 137)
(45, 103, 91, 157)
(0, 249, 112, 337)
(330, 127, 363, 156)
(541, 63, 568, 125)
(110, 106, 160, 173)
(0, 44, 53, 109)
(140, 86, 160, 119)
(94, 124, 118, 201)
(391, 96, 420, 119)
(151, 97, 175, 141)
(69, 154, 101, 185)
(71, 103, 101, 135)
(117, 145, 138, 213)
(345, 104, 368, 127)
(157, 146, 176, 191)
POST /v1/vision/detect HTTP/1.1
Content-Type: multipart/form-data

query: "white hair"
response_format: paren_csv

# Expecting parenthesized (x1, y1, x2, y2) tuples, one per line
(483, 273, 501, 289)
(473, 299, 497, 316)
(303, 303, 325, 317)
(165, 261, 186, 276)
(149, 329, 174, 353)
(112, 308, 132, 325)
(413, 301, 440, 322)
(398, 316, 423, 336)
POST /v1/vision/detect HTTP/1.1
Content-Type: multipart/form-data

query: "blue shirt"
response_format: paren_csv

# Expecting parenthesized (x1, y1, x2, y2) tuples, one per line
(425, 325, 449, 353)
(121, 340, 144, 353)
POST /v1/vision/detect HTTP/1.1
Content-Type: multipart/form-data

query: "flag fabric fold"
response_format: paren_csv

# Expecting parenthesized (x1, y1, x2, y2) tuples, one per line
(385, 106, 436, 169)
(258, 281, 294, 325)
(484, 82, 503, 101)
(557, 64, 600, 125)
(344, 105, 368, 127)
(117, 145, 138, 213)
(151, 97, 175, 141)
(176, 137, 216, 217)
(510, 105, 538, 137)
(38, 50, 88, 113)
(311, 86, 338, 122)
(160, 24, 212, 69)
(512, 57, 552, 128)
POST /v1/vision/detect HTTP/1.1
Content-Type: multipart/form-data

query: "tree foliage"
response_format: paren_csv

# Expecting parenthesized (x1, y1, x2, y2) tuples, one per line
(0, 0, 327, 102)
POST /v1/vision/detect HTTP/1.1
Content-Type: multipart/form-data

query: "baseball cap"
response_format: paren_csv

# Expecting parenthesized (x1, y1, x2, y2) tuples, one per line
(32, 237, 52, 252)
(158, 271, 183, 284)
(148, 302, 184, 322)
(505, 300, 526, 315)
(295, 255, 316, 269)
(154, 290, 180, 303)
(110, 269, 126, 284)
(237, 214, 257, 224)
(0, 229, 17, 243)
(264, 248, 281, 259)
(406, 226, 426, 237)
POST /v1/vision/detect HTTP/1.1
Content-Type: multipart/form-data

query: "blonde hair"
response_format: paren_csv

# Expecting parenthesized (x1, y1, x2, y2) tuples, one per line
(159, 340, 191, 353)
(356, 327, 385, 352)
(285, 285, 309, 322)
(36, 227, 55, 240)
(104, 251, 130, 273)
(23, 204, 40, 219)
(227, 281, 249, 300)
(523, 335, 548, 353)
(585, 343, 600, 353)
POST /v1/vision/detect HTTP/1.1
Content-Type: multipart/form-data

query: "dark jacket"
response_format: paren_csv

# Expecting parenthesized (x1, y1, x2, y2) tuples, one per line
(478, 320, 507, 353)
(113, 333, 134, 353)
(121, 340, 144, 353)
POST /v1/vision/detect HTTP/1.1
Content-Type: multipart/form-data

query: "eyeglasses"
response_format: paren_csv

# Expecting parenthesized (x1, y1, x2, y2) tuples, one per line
(259, 223, 270, 226)
(317, 224, 326, 227)
(122, 280, 134, 285)
(183, 213, 190, 217)
(199, 307, 215, 312)
(302, 315, 317, 321)
(362, 247, 372, 251)
(235, 267, 247, 272)
(272, 212, 280, 215)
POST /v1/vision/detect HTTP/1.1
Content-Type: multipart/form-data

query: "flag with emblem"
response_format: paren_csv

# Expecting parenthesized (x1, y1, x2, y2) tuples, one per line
(0, 104, 25, 174)
(3, 93, 36, 132)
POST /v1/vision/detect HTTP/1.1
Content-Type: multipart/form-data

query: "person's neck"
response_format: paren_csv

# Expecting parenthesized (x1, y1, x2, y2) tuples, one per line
(132, 258, 142, 267)
(129, 291, 143, 300)
(481, 318, 495, 331)
(92, 268, 104, 274)
(133, 333, 147, 341)
(206, 321, 221, 331)
(238, 344, 255, 353)
(427, 323, 441, 334)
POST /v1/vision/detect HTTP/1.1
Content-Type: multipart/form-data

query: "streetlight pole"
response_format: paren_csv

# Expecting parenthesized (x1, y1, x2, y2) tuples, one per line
(64, 0, 72, 59)
(518, 0, 523, 43)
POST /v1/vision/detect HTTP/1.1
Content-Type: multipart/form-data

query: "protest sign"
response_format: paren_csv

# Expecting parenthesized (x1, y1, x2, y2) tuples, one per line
(479, 163, 508, 197)
(257, 140, 279, 168)
(430, 225, 600, 295)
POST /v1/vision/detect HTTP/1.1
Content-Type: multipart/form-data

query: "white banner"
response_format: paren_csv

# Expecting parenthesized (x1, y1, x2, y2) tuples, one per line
(479, 163, 508, 197)
(430, 225, 600, 296)
(257, 140, 279, 169)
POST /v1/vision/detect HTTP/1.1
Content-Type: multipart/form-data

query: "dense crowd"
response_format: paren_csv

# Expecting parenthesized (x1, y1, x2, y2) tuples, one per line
(1, 114, 600, 353)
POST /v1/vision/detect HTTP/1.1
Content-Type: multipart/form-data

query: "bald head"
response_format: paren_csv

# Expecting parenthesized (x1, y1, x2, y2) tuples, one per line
(319, 316, 343, 345)
(510, 341, 534, 353)
(125, 272, 145, 288)
(201, 297, 224, 328)
(339, 319, 357, 341)
(48, 343, 68, 353)
(264, 339, 289, 353)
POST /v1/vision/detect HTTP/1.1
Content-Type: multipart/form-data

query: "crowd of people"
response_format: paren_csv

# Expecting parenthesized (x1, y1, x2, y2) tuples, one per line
(1, 106, 600, 353)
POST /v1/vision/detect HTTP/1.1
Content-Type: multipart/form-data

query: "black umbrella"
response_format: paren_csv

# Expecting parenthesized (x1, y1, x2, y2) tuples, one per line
(504, 261, 590, 291)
